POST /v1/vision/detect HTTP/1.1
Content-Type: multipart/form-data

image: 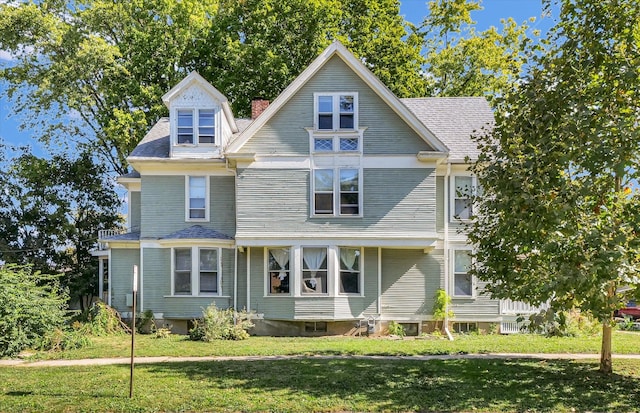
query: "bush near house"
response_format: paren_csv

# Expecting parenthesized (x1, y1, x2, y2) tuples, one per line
(189, 304, 254, 341)
(0, 264, 69, 357)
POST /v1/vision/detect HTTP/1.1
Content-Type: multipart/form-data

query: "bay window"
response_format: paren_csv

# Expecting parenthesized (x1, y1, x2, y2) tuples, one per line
(268, 248, 290, 294)
(301, 247, 328, 294)
(339, 247, 360, 294)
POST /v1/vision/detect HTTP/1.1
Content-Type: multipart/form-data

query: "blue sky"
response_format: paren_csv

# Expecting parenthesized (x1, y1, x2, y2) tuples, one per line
(0, 0, 555, 155)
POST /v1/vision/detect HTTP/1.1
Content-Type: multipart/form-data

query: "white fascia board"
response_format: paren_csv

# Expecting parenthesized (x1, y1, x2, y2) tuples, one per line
(362, 155, 437, 169)
(157, 239, 235, 248)
(90, 250, 109, 257)
(127, 159, 233, 176)
(226, 41, 449, 155)
(105, 241, 140, 249)
(235, 234, 440, 248)
(117, 177, 141, 191)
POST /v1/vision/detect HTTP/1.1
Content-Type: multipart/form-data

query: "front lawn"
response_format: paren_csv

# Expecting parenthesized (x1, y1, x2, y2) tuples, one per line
(24, 330, 640, 360)
(1, 358, 640, 412)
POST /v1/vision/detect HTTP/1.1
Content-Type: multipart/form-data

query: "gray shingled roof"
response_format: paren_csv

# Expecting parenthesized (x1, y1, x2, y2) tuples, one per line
(161, 225, 234, 240)
(120, 170, 141, 179)
(102, 232, 141, 241)
(401, 97, 494, 161)
(129, 117, 254, 160)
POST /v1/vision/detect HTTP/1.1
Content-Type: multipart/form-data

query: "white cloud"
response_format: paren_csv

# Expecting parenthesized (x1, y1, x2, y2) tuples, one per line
(0, 49, 15, 62)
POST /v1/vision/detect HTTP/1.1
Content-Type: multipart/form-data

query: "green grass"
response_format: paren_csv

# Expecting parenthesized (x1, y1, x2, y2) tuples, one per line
(1, 358, 640, 412)
(25, 330, 640, 360)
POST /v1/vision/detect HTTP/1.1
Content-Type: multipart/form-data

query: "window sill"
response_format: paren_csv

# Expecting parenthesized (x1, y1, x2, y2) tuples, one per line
(310, 214, 363, 219)
(164, 295, 230, 298)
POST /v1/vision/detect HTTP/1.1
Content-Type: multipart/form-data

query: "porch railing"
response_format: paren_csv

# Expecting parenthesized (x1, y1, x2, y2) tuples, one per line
(500, 299, 548, 315)
(97, 229, 123, 250)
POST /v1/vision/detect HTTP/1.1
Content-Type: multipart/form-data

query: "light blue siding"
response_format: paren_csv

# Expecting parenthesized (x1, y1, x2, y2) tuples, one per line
(110, 249, 139, 313)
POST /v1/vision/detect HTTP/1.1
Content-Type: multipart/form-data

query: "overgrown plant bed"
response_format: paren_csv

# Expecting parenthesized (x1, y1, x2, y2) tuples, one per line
(19, 331, 640, 361)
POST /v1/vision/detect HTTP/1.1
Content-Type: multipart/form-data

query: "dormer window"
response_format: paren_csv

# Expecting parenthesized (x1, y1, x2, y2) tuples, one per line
(315, 93, 357, 131)
(176, 109, 216, 145)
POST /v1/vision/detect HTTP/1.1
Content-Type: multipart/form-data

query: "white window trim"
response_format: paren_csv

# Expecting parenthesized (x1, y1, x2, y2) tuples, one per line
(170, 246, 222, 297)
(311, 167, 363, 218)
(300, 245, 331, 296)
(313, 92, 358, 131)
(264, 247, 292, 296)
(173, 108, 219, 146)
(449, 173, 477, 222)
(450, 246, 475, 298)
(185, 175, 210, 222)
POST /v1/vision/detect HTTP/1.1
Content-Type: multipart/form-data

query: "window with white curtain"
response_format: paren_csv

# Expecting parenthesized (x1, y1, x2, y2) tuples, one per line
(339, 247, 360, 294)
(268, 248, 290, 294)
(199, 248, 218, 294)
(301, 247, 328, 294)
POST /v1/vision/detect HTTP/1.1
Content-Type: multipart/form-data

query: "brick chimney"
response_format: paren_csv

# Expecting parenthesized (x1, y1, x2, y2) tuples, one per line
(251, 98, 270, 119)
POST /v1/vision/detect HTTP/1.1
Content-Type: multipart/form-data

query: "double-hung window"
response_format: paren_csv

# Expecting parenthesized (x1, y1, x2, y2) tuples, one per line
(452, 249, 473, 297)
(339, 247, 360, 294)
(172, 247, 220, 296)
(312, 169, 360, 216)
(301, 247, 328, 294)
(187, 176, 207, 221)
(267, 248, 290, 295)
(199, 248, 218, 294)
(451, 175, 476, 221)
(176, 109, 216, 145)
(315, 93, 357, 131)
(174, 248, 192, 295)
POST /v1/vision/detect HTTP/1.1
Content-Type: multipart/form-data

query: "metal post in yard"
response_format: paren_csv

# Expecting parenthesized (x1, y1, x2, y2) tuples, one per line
(129, 265, 138, 399)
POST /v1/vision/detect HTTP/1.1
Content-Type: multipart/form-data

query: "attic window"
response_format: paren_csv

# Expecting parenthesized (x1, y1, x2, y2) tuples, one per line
(315, 93, 357, 131)
(176, 109, 216, 145)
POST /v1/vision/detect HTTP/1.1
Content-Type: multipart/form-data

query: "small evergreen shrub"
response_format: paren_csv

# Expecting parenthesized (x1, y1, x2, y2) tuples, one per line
(189, 304, 254, 341)
(137, 310, 156, 334)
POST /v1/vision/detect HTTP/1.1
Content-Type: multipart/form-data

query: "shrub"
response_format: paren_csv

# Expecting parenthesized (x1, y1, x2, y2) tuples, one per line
(387, 321, 405, 337)
(41, 328, 92, 352)
(525, 308, 600, 337)
(432, 289, 454, 333)
(0, 265, 69, 357)
(73, 302, 129, 336)
(189, 304, 254, 341)
(137, 309, 156, 334)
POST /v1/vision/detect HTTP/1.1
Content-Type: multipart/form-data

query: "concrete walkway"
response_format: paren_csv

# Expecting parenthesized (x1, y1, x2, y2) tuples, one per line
(2, 353, 640, 367)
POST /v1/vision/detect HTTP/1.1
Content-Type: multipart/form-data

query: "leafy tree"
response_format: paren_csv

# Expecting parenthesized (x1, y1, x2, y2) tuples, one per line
(0, 0, 424, 174)
(0, 264, 69, 357)
(419, 0, 535, 99)
(469, 0, 640, 373)
(0, 149, 122, 309)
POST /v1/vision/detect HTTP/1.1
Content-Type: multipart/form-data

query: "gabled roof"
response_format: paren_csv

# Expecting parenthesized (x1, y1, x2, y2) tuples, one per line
(162, 71, 239, 133)
(127, 117, 253, 160)
(401, 97, 493, 162)
(226, 41, 449, 154)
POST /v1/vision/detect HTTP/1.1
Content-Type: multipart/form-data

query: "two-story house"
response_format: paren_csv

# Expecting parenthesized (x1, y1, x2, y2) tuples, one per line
(95, 41, 533, 335)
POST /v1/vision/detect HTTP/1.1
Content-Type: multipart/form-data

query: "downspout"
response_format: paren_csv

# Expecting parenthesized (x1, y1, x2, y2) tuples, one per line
(443, 162, 454, 341)
(139, 247, 144, 312)
(246, 247, 251, 312)
(377, 247, 382, 314)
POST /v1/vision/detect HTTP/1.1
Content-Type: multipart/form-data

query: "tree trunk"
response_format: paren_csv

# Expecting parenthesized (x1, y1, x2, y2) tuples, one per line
(599, 320, 613, 374)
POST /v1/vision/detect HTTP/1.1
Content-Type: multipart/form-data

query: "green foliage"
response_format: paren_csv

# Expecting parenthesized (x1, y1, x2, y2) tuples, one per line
(0, 148, 122, 309)
(469, 0, 640, 372)
(432, 289, 454, 330)
(189, 304, 254, 341)
(0, 0, 425, 174)
(420, 0, 535, 99)
(40, 328, 93, 352)
(137, 310, 156, 334)
(387, 321, 405, 337)
(0, 265, 69, 357)
(525, 309, 600, 338)
(154, 327, 172, 339)
(73, 302, 129, 336)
